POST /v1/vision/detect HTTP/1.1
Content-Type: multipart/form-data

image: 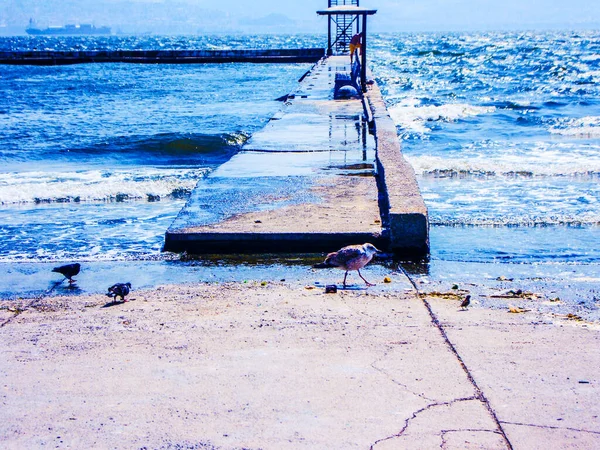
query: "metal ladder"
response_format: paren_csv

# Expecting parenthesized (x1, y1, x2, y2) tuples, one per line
(329, 0, 360, 55)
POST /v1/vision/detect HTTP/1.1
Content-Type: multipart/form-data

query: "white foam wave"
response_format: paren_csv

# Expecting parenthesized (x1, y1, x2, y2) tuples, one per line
(431, 215, 600, 227)
(406, 150, 600, 177)
(0, 168, 209, 204)
(388, 99, 495, 133)
(549, 116, 600, 138)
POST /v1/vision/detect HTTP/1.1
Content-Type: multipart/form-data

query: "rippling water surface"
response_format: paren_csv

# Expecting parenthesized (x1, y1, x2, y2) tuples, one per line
(370, 31, 600, 265)
(0, 35, 317, 261)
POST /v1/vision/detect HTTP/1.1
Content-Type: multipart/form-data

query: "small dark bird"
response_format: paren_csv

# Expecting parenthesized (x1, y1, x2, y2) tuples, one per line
(106, 283, 131, 302)
(313, 243, 380, 288)
(460, 295, 471, 310)
(52, 263, 81, 284)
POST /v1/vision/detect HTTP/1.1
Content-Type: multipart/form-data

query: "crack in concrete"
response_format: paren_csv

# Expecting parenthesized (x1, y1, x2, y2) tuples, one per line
(397, 265, 514, 450)
(500, 421, 600, 435)
(337, 294, 441, 404)
(369, 396, 479, 449)
(1, 298, 40, 328)
(370, 350, 437, 403)
(440, 428, 507, 449)
(0, 312, 18, 328)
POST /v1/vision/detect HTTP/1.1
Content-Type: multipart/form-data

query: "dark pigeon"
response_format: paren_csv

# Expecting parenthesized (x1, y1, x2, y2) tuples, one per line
(107, 282, 131, 301)
(52, 263, 81, 284)
(460, 295, 471, 310)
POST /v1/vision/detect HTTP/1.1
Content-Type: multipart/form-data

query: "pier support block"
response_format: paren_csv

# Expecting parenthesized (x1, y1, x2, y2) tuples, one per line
(367, 81, 430, 257)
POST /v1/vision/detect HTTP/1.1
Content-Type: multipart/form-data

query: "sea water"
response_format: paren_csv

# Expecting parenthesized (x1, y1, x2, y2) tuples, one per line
(370, 31, 600, 315)
(0, 32, 599, 314)
(0, 35, 319, 262)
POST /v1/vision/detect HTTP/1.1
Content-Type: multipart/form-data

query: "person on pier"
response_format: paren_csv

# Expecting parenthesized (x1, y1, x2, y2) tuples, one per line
(349, 32, 363, 64)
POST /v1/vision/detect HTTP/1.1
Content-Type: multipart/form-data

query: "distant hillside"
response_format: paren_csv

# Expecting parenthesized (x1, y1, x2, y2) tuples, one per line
(1, 0, 321, 35)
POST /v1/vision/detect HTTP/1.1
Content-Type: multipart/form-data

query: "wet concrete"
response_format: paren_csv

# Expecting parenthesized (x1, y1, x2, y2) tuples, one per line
(0, 254, 401, 301)
(164, 55, 428, 256)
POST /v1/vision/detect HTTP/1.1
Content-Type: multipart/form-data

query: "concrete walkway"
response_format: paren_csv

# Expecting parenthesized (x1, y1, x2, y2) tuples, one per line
(164, 56, 428, 256)
(426, 296, 600, 449)
(2, 281, 596, 448)
(165, 56, 384, 254)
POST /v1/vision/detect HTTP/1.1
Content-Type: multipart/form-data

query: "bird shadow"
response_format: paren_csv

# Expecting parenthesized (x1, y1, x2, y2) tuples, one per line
(47, 280, 63, 291)
(102, 299, 128, 308)
(50, 281, 82, 295)
(337, 285, 371, 291)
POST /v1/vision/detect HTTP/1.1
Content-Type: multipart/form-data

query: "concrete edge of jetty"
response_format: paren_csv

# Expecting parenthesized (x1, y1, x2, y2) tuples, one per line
(0, 48, 326, 65)
(365, 80, 430, 256)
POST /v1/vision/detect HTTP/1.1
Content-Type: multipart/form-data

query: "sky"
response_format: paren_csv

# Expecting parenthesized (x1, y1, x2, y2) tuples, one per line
(212, 0, 600, 31)
(2, 0, 600, 33)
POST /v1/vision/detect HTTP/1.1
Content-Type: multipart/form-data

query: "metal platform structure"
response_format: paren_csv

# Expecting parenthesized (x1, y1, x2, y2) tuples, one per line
(326, 0, 360, 55)
(317, 3, 377, 93)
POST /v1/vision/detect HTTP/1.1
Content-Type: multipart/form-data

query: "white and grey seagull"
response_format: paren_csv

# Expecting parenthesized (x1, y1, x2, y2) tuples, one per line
(314, 243, 381, 288)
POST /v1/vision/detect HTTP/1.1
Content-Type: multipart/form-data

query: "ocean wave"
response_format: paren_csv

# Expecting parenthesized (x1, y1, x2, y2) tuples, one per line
(549, 116, 600, 138)
(431, 216, 600, 227)
(388, 100, 495, 133)
(488, 100, 541, 111)
(415, 49, 466, 58)
(406, 153, 600, 177)
(64, 132, 248, 160)
(0, 168, 210, 204)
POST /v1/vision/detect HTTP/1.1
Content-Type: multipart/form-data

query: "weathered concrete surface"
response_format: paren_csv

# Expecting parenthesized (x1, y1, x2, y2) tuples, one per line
(164, 171, 386, 253)
(2, 282, 595, 448)
(0, 283, 508, 449)
(165, 56, 385, 254)
(427, 296, 600, 449)
(165, 56, 429, 256)
(366, 81, 429, 255)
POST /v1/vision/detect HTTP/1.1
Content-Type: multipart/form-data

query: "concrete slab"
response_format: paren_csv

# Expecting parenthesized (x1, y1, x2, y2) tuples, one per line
(164, 166, 385, 253)
(426, 296, 600, 449)
(165, 56, 383, 254)
(164, 55, 429, 256)
(0, 283, 506, 449)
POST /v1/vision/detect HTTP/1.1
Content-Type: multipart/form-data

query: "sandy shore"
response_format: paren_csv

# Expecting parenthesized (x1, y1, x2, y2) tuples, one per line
(1, 280, 599, 449)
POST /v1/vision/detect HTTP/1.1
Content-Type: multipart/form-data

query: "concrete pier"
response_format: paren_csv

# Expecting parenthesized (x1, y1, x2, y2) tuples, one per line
(366, 79, 430, 254)
(0, 48, 325, 65)
(164, 55, 429, 257)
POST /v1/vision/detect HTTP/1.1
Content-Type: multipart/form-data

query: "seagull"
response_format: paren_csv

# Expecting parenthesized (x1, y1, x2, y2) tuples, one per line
(314, 243, 381, 288)
(460, 295, 471, 310)
(52, 263, 81, 284)
(106, 283, 131, 302)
